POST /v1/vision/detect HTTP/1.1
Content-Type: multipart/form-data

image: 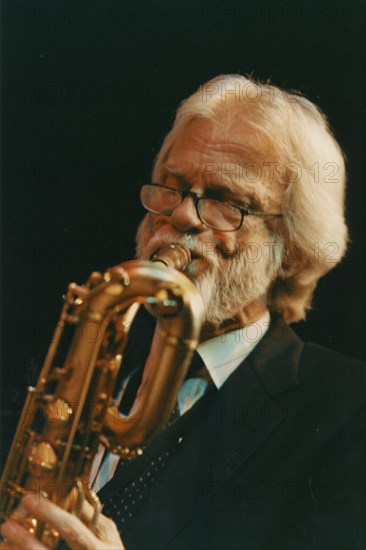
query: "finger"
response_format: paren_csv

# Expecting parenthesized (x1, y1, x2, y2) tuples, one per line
(76, 502, 123, 546)
(76, 499, 94, 524)
(21, 494, 125, 550)
(21, 495, 99, 550)
(0, 519, 47, 550)
(67, 498, 102, 532)
(0, 535, 13, 550)
(93, 514, 123, 544)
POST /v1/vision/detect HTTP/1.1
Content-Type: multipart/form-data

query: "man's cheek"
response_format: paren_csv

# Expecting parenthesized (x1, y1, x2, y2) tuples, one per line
(147, 213, 156, 233)
(135, 217, 151, 257)
(146, 213, 171, 237)
(139, 215, 156, 241)
(212, 234, 237, 257)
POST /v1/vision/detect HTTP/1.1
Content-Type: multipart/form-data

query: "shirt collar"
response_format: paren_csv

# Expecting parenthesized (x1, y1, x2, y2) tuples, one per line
(196, 311, 271, 389)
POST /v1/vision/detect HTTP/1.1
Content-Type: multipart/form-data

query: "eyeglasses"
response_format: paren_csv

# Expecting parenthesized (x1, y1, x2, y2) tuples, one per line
(140, 183, 284, 232)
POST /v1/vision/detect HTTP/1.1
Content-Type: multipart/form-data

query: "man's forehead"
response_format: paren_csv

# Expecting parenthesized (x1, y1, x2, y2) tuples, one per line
(165, 116, 276, 170)
(164, 120, 273, 173)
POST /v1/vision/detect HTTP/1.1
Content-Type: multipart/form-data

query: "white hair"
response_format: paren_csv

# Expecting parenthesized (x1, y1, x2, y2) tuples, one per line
(151, 74, 348, 323)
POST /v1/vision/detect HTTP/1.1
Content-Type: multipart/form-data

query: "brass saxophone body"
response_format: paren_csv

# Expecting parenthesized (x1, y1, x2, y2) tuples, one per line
(0, 244, 203, 548)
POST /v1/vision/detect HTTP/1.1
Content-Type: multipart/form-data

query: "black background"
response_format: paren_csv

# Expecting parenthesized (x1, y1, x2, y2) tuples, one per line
(1, 0, 365, 464)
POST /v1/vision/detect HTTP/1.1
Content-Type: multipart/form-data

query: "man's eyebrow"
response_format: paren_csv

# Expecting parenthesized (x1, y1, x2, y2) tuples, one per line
(163, 165, 186, 180)
(164, 164, 242, 192)
(206, 180, 265, 210)
(163, 163, 264, 210)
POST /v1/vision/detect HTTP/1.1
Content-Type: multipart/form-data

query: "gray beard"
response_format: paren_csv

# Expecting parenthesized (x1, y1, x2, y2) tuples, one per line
(135, 222, 283, 327)
(191, 243, 282, 326)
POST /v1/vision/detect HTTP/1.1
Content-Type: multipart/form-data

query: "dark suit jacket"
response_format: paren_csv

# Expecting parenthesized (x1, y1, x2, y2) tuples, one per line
(98, 315, 365, 550)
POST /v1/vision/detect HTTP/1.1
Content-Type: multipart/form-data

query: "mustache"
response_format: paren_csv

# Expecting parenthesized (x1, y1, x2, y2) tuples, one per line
(136, 230, 221, 267)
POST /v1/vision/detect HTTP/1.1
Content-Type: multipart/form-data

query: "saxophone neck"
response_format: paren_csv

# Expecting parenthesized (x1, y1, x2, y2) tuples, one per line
(149, 244, 191, 272)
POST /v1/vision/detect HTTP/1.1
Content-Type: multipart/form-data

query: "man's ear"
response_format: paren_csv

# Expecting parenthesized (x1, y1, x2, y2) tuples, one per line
(277, 262, 302, 280)
(277, 242, 308, 280)
(278, 255, 309, 280)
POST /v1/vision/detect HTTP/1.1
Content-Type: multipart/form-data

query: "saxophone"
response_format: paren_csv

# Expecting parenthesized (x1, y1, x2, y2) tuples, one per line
(0, 244, 203, 548)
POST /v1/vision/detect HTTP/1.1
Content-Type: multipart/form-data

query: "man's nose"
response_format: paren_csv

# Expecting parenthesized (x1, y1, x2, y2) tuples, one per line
(169, 195, 203, 232)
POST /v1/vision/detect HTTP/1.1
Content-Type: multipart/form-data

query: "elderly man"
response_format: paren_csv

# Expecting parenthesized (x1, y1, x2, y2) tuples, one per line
(1, 75, 364, 550)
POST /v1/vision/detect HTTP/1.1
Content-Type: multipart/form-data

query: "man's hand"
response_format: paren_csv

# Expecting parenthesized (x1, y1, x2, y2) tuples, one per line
(0, 493, 125, 550)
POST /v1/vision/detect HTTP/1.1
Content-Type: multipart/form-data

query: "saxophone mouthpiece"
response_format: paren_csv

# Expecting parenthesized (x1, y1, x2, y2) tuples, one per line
(150, 244, 191, 272)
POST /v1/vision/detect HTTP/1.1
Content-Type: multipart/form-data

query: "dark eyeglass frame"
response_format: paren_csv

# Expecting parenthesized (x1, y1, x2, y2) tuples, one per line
(140, 183, 285, 232)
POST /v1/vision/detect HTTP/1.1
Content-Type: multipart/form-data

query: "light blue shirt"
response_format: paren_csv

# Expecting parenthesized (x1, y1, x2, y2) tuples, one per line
(178, 310, 270, 413)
